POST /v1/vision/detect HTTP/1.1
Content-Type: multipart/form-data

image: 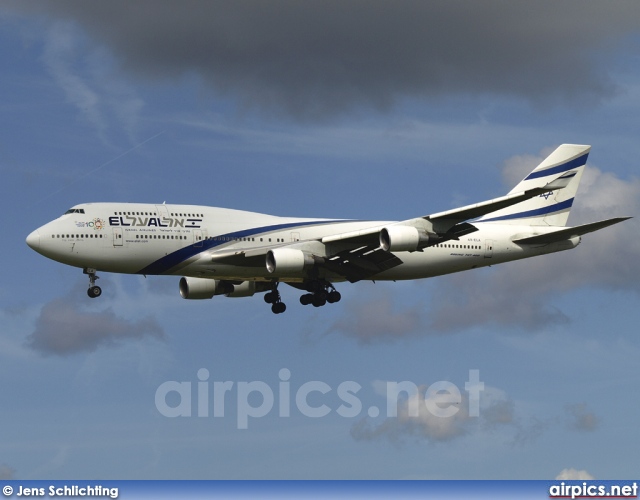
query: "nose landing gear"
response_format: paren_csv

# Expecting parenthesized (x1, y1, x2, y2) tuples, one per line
(84, 268, 102, 298)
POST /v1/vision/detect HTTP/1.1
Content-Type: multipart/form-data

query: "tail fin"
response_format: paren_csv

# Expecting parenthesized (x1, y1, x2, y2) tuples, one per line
(478, 144, 590, 227)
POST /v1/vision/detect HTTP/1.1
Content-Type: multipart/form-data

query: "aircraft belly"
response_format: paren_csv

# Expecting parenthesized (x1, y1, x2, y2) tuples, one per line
(176, 261, 269, 280)
(372, 249, 488, 280)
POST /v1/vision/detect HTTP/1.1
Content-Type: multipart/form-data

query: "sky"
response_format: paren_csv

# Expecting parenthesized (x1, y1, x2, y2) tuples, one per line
(1, 1, 640, 481)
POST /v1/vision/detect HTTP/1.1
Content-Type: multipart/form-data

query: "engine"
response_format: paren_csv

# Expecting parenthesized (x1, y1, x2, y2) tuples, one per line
(266, 248, 314, 275)
(380, 225, 431, 252)
(225, 281, 256, 297)
(179, 277, 234, 299)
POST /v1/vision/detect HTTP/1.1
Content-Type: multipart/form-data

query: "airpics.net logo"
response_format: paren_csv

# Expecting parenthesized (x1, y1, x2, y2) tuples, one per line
(155, 369, 485, 429)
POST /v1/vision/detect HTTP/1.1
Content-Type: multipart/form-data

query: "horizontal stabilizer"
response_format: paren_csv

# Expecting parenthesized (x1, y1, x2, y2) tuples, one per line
(513, 217, 631, 245)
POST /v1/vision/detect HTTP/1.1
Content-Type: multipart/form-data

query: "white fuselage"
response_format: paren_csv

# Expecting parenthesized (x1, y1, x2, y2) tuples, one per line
(26, 202, 579, 283)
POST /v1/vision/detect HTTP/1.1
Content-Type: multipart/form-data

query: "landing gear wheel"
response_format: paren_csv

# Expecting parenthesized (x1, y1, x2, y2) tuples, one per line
(300, 281, 340, 308)
(271, 302, 286, 314)
(312, 296, 327, 307)
(267, 282, 287, 314)
(300, 293, 313, 306)
(84, 268, 101, 298)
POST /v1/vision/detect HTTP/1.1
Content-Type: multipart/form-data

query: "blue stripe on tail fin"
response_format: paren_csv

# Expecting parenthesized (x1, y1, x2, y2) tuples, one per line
(477, 144, 590, 227)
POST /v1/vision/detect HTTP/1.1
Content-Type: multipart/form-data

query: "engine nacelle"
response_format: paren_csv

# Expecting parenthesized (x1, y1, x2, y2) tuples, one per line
(266, 248, 314, 275)
(179, 277, 233, 299)
(380, 225, 431, 252)
(225, 281, 256, 298)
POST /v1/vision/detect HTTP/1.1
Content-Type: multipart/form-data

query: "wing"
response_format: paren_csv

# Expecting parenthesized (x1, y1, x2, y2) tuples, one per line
(206, 163, 577, 282)
(321, 170, 573, 242)
(323, 246, 404, 283)
(425, 170, 576, 232)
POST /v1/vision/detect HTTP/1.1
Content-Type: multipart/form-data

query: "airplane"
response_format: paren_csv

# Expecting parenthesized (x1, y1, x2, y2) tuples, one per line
(26, 144, 630, 314)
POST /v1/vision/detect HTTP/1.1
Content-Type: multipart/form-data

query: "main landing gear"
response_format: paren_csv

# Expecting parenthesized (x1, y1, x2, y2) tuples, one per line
(264, 282, 286, 314)
(84, 268, 102, 298)
(299, 280, 341, 308)
(264, 280, 342, 314)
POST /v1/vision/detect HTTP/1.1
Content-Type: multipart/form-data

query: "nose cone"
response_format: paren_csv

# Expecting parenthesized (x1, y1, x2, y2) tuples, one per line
(26, 229, 41, 250)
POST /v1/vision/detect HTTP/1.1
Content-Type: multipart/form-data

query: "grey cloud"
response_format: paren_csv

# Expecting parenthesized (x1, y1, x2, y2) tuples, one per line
(482, 399, 516, 429)
(26, 296, 165, 356)
(43, 22, 107, 140)
(428, 270, 571, 333)
(565, 403, 599, 432)
(6, 1, 640, 119)
(500, 148, 556, 189)
(40, 21, 145, 144)
(510, 402, 600, 446)
(511, 416, 551, 447)
(329, 288, 424, 343)
(0, 463, 16, 480)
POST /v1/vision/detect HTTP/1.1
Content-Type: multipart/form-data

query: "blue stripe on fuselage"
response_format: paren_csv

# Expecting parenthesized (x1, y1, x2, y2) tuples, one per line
(136, 219, 349, 275)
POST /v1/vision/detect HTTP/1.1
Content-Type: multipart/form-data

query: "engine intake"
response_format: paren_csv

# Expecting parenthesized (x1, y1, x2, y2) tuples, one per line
(266, 248, 314, 275)
(380, 225, 431, 252)
(179, 277, 233, 299)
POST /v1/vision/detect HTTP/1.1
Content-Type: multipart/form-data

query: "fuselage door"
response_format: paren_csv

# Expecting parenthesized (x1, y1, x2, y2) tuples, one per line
(156, 204, 170, 219)
(194, 229, 203, 247)
(113, 227, 123, 247)
(484, 239, 494, 258)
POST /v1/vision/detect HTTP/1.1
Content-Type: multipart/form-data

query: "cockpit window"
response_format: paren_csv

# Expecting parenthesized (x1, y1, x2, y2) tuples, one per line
(64, 208, 85, 215)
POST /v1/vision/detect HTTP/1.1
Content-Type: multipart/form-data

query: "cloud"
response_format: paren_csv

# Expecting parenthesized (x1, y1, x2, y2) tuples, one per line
(510, 417, 551, 448)
(508, 401, 601, 446)
(329, 287, 424, 343)
(482, 399, 516, 429)
(556, 468, 595, 480)
(352, 378, 603, 446)
(26, 295, 165, 356)
(351, 384, 472, 443)
(351, 383, 518, 444)
(0, 463, 16, 480)
(6, 1, 640, 120)
(500, 147, 556, 188)
(40, 20, 144, 144)
(565, 403, 599, 432)
(42, 22, 108, 139)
